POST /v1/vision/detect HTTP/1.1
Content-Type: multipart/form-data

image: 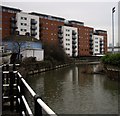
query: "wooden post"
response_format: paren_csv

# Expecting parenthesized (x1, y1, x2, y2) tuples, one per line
(34, 95, 42, 116)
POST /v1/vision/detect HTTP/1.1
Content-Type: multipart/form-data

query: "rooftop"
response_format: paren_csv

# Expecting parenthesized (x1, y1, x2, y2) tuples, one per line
(30, 12, 65, 21)
(2, 5, 21, 12)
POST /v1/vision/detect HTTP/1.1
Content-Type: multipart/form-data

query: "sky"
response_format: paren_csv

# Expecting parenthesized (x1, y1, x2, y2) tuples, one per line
(1, 0, 119, 46)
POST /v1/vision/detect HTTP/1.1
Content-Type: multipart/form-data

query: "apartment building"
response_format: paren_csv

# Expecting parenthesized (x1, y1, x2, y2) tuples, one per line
(93, 34, 104, 55)
(16, 12, 39, 40)
(58, 25, 78, 57)
(68, 20, 94, 56)
(94, 30, 107, 54)
(1, 5, 108, 57)
(30, 12, 65, 45)
(2, 6, 21, 39)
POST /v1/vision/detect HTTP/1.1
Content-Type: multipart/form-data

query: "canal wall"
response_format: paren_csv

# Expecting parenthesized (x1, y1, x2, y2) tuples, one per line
(105, 66, 120, 81)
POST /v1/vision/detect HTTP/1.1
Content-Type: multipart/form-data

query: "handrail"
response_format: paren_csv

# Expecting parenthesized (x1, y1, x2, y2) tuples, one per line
(22, 95, 33, 115)
(20, 74, 57, 115)
(37, 98, 57, 115)
(2, 64, 57, 116)
(21, 77, 36, 97)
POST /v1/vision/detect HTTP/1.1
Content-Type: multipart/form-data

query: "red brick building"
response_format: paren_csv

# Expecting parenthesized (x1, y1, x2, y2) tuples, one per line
(2, 6, 21, 39)
(1, 5, 108, 57)
(69, 20, 94, 56)
(30, 12, 65, 46)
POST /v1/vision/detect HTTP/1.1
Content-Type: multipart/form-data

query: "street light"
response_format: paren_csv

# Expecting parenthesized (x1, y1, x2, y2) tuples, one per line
(112, 7, 115, 54)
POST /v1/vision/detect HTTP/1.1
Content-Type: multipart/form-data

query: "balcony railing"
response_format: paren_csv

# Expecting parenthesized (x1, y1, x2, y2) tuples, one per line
(72, 41, 77, 44)
(11, 17, 17, 23)
(72, 35, 77, 40)
(58, 29, 63, 34)
(31, 31, 37, 36)
(11, 24, 18, 29)
(89, 43, 93, 46)
(72, 45, 77, 49)
(31, 26, 37, 30)
(58, 34, 63, 39)
(72, 30, 76, 35)
(31, 19, 37, 24)
(89, 38, 93, 41)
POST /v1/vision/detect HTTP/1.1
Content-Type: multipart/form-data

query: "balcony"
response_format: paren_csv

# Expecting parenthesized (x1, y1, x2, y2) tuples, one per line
(72, 41, 77, 44)
(31, 26, 37, 30)
(31, 31, 37, 36)
(58, 34, 63, 39)
(11, 24, 17, 29)
(72, 45, 77, 49)
(89, 46, 93, 49)
(89, 43, 93, 46)
(72, 49, 77, 53)
(59, 39, 63, 44)
(11, 17, 17, 23)
(31, 19, 37, 24)
(89, 38, 93, 42)
(72, 35, 77, 40)
(72, 30, 76, 35)
(89, 50, 93, 55)
(58, 29, 63, 34)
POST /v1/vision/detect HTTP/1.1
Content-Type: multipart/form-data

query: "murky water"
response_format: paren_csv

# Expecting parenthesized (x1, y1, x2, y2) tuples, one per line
(26, 64, 118, 114)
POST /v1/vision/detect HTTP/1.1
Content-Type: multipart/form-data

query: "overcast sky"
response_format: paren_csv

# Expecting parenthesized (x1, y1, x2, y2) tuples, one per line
(2, 0, 119, 46)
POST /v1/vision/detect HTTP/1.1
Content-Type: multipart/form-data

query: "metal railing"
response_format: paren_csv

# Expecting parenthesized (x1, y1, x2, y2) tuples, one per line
(2, 64, 57, 116)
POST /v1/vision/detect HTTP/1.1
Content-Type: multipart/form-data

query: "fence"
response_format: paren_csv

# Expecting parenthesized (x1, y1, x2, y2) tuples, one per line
(2, 64, 57, 116)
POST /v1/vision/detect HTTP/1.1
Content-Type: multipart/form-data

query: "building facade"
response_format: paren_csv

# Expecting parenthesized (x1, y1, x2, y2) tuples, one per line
(2, 6, 21, 39)
(2, 5, 108, 57)
(93, 34, 104, 55)
(69, 20, 94, 56)
(58, 25, 78, 57)
(16, 12, 39, 40)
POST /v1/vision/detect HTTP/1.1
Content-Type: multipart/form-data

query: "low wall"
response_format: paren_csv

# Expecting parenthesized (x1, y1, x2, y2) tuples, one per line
(106, 67, 120, 81)
(28, 64, 70, 75)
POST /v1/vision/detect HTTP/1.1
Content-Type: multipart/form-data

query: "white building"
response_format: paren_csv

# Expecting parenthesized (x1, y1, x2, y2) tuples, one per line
(16, 12, 39, 40)
(93, 35, 104, 55)
(21, 48, 44, 61)
(58, 26, 78, 57)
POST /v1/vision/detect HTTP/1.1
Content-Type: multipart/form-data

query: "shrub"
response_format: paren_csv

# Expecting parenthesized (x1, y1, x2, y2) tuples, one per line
(101, 53, 120, 67)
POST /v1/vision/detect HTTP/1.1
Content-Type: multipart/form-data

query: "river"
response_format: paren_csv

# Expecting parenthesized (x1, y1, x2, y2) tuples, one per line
(26, 64, 118, 114)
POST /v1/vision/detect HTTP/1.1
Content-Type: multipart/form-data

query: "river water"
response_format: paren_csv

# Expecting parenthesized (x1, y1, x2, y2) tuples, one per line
(26, 64, 118, 114)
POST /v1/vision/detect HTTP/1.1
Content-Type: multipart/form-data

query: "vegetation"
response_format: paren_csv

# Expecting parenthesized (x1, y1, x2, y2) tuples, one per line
(101, 53, 120, 68)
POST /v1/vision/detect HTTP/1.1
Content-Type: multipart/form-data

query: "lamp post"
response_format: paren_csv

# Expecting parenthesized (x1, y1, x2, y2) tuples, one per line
(112, 7, 115, 54)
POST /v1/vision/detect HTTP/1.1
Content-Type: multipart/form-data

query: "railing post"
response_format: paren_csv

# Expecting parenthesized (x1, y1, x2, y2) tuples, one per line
(9, 71, 15, 111)
(34, 95, 42, 116)
(16, 73, 20, 113)
(6, 64, 9, 83)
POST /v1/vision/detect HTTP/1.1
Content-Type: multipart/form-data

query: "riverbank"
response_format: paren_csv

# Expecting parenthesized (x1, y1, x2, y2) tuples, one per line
(18, 57, 101, 76)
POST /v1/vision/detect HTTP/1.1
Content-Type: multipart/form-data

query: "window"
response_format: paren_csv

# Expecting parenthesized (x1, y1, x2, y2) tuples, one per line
(21, 23, 23, 25)
(21, 29, 23, 31)
(95, 45, 98, 47)
(95, 49, 98, 51)
(24, 17, 27, 20)
(95, 38, 98, 40)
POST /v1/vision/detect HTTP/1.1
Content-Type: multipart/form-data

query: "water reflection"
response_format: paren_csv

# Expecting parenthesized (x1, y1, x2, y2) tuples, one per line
(27, 65, 118, 114)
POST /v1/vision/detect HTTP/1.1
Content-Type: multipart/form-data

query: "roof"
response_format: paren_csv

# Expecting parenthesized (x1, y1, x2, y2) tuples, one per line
(95, 30, 107, 33)
(69, 20, 84, 25)
(30, 12, 65, 21)
(2, 5, 21, 12)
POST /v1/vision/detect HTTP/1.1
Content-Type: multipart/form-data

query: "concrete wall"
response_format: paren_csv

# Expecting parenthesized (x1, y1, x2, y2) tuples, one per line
(21, 49, 44, 61)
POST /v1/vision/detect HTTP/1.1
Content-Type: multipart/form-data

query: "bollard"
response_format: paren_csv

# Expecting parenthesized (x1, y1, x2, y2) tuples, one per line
(34, 94, 42, 116)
